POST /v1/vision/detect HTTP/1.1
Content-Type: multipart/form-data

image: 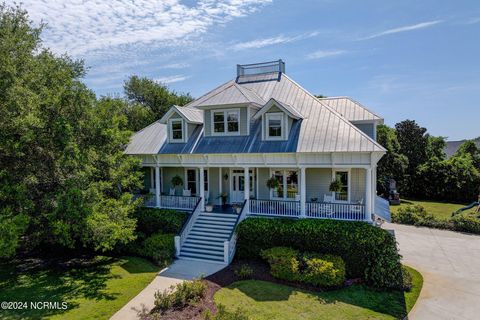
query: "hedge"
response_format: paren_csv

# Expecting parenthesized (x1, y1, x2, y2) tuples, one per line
(134, 208, 187, 235)
(236, 217, 403, 289)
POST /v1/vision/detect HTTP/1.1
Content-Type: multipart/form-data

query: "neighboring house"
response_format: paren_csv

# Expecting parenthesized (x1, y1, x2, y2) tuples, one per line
(125, 60, 390, 263)
(445, 138, 480, 158)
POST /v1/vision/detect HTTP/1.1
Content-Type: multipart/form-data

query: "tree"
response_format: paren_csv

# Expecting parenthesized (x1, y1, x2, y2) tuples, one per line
(455, 140, 480, 169)
(426, 135, 447, 160)
(0, 4, 142, 257)
(376, 125, 408, 194)
(123, 75, 193, 126)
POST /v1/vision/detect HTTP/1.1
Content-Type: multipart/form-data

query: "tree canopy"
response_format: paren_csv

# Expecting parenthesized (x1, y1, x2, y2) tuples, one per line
(0, 5, 143, 257)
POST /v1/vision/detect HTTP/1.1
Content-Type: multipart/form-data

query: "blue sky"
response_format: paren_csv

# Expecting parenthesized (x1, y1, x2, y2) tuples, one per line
(18, 0, 480, 140)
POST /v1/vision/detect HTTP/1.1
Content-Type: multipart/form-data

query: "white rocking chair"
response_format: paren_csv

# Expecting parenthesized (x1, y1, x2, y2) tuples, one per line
(322, 194, 334, 216)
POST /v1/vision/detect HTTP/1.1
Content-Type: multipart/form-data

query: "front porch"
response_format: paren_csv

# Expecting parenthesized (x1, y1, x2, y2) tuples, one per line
(140, 165, 374, 222)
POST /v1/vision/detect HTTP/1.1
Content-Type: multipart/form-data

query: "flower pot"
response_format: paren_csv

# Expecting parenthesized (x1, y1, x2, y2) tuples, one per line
(205, 204, 213, 212)
(235, 207, 242, 214)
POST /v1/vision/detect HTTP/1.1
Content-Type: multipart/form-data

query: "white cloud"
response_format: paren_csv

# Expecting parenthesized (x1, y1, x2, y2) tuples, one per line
(358, 20, 443, 40)
(10, 0, 272, 56)
(231, 31, 319, 50)
(306, 50, 346, 59)
(154, 75, 190, 84)
(465, 17, 480, 25)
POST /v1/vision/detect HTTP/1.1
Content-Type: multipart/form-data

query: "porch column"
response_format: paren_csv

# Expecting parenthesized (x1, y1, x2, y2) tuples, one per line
(300, 167, 306, 218)
(199, 166, 205, 210)
(365, 167, 373, 222)
(218, 167, 222, 206)
(155, 166, 161, 208)
(244, 167, 250, 214)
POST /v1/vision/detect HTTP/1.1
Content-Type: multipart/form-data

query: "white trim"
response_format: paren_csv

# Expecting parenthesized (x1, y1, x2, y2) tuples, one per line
(168, 118, 185, 143)
(210, 108, 241, 136)
(256, 167, 259, 199)
(331, 168, 351, 203)
(265, 112, 285, 141)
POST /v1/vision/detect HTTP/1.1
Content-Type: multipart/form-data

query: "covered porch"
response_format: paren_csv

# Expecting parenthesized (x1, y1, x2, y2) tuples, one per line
(140, 165, 375, 222)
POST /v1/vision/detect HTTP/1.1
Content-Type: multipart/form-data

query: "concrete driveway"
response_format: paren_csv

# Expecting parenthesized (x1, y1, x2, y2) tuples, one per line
(384, 223, 480, 320)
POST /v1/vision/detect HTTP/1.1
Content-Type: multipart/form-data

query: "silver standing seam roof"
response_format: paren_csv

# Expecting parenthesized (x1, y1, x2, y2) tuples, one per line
(125, 72, 386, 155)
(319, 97, 383, 123)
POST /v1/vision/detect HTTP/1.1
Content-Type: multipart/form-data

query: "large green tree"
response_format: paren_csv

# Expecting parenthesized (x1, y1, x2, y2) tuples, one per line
(0, 5, 142, 257)
(123, 75, 193, 130)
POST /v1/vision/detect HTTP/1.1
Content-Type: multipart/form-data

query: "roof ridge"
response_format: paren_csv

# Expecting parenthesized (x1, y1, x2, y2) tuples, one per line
(281, 74, 386, 152)
(235, 83, 266, 103)
(340, 97, 383, 121)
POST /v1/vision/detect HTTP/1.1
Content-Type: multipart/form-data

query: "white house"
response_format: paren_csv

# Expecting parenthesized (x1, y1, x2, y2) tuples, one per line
(125, 60, 390, 263)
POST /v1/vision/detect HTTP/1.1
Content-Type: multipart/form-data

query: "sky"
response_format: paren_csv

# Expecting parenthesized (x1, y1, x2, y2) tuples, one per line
(14, 0, 480, 140)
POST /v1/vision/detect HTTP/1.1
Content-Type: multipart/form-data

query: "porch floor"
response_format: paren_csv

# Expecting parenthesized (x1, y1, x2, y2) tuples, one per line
(206, 205, 239, 215)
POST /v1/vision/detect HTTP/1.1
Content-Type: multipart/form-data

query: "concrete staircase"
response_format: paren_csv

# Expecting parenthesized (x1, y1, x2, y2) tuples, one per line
(179, 212, 238, 263)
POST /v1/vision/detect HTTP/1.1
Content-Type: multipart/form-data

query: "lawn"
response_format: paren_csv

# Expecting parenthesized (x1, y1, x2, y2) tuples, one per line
(0, 256, 160, 320)
(214, 266, 423, 320)
(390, 199, 476, 220)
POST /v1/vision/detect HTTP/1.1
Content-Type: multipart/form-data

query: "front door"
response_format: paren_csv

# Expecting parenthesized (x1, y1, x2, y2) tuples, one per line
(231, 170, 255, 203)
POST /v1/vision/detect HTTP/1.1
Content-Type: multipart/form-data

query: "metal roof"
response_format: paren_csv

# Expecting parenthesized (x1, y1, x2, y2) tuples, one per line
(159, 105, 203, 124)
(125, 121, 166, 154)
(319, 97, 383, 122)
(126, 71, 386, 155)
(253, 98, 305, 120)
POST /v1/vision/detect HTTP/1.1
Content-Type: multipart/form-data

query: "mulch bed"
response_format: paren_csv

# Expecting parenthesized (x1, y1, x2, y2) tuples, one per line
(149, 259, 360, 319)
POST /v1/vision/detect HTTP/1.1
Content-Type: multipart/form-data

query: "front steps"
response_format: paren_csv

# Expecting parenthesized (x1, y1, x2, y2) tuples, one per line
(179, 212, 238, 263)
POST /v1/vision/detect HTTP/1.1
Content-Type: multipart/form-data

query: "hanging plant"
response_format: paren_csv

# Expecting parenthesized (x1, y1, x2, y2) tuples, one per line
(266, 176, 280, 190)
(171, 175, 183, 187)
(329, 179, 343, 193)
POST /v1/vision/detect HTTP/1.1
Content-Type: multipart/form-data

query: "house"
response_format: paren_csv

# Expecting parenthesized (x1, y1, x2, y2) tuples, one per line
(125, 60, 390, 263)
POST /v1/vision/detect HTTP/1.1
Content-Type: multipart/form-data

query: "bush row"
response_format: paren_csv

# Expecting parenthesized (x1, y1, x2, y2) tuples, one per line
(261, 247, 346, 287)
(236, 217, 403, 289)
(392, 204, 480, 234)
(134, 208, 187, 236)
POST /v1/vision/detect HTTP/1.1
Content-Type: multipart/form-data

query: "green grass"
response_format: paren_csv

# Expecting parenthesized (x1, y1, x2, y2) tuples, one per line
(390, 199, 476, 220)
(0, 256, 160, 320)
(214, 267, 423, 320)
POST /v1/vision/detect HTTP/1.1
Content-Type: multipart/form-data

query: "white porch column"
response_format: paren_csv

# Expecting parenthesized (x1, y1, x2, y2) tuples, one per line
(300, 167, 306, 218)
(199, 167, 205, 210)
(218, 167, 222, 206)
(155, 166, 161, 208)
(244, 167, 250, 214)
(365, 167, 373, 222)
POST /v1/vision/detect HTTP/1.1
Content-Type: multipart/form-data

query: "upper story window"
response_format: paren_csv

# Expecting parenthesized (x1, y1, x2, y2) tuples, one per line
(212, 109, 240, 135)
(168, 119, 184, 143)
(265, 113, 285, 140)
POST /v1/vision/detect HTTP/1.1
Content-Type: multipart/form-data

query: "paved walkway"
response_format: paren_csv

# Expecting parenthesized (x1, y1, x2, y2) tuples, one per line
(110, 259, 226, 320)
(384, 223, 480, 320)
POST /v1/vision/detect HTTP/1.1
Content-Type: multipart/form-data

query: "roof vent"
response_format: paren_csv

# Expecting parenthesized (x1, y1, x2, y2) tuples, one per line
(237, 59, 285, 77)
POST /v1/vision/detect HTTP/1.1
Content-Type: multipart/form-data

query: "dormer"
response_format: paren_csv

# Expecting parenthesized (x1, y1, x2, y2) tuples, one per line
(159, 105, 203, 143)
(253, 98, 304, 141)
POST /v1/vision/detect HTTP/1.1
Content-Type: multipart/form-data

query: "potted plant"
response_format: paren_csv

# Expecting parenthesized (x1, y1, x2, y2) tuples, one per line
(266, 176, 280, 190)
(205, 202, 213, 212)
(217, 192, 228, 209)
(171, 175, 183, 195)
(329, 179, 343, 193)
(232, 203, 242, 214)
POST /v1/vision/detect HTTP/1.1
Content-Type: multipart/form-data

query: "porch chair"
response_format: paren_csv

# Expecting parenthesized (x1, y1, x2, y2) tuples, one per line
(182, 189, 191, 196)
(322, 194, 334, 216)
(169, 188, 175, 196)
(351, 198, 364, 214)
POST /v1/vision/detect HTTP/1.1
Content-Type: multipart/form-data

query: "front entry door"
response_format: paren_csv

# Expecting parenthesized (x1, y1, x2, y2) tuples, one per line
(231, 170, 254, 203)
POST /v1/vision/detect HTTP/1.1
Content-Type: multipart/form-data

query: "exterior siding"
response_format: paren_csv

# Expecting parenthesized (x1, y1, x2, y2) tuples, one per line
(351, 168, 366, 203)
(257, 168, 270, 199)
(161, 167, 184, 194)
(208, 168, 220, 205)
(353, 123, 375, 140)
(143, 167, 152, 191)
(305, 168, 331, 201)
(204, 106, 248, 137)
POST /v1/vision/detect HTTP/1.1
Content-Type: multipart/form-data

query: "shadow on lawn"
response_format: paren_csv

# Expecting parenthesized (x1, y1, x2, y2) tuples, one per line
(0, 256, 125, 320)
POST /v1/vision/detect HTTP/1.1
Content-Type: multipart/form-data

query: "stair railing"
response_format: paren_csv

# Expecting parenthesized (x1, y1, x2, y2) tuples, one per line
(174, 197, 202, 257)
(223, 200, 247, 264)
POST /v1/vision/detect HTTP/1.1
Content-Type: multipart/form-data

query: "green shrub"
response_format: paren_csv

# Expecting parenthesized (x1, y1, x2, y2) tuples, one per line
(260, 247, 299, 280)
(451, 214, 480, 233)
(140, 233, 175, 267)
(234, 264, 254, 279)
(154, 279, 206, 311)
(401, 266, 413, 292)
(134, 208, 187, 235)
(236, 218, 402, 289)
(204, 304, 249, 320)
(300, 254, 346, 287)
(392, 205, 434, 225)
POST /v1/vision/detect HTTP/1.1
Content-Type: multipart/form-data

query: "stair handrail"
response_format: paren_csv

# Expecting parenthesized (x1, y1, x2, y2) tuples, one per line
(224, 199, 247, 263)
(175, 196, 202, 257)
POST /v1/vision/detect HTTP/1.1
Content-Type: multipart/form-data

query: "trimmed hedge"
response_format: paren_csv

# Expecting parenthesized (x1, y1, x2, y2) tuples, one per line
(236, 217, 403, 289)
(134, 208, 187, 235)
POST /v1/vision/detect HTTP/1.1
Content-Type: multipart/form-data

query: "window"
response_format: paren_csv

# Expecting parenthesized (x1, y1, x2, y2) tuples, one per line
(186, 169, 197, 195)
(211, 109, 240, 135)
(169, 119, 183, 142)
(265, 113, 284, 140)
(271, 170, 298, 200)
(334, 171, 349, 202)
(203, 169, 209, 193)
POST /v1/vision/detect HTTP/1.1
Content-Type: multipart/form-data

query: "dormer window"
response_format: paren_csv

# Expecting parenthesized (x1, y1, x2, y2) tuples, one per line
(266, 113, 285, 140)
(169, 119, 184, 143)
(211, 109, 240, 135)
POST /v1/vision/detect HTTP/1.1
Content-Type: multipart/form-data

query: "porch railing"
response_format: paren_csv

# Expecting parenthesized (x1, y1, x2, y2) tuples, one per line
(160, 195, 199, 211)
(224, 200, 247, 264)
(250, 199, 301, 217)
(306, 201, 365, 221)
(174, 197, 202, 257)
